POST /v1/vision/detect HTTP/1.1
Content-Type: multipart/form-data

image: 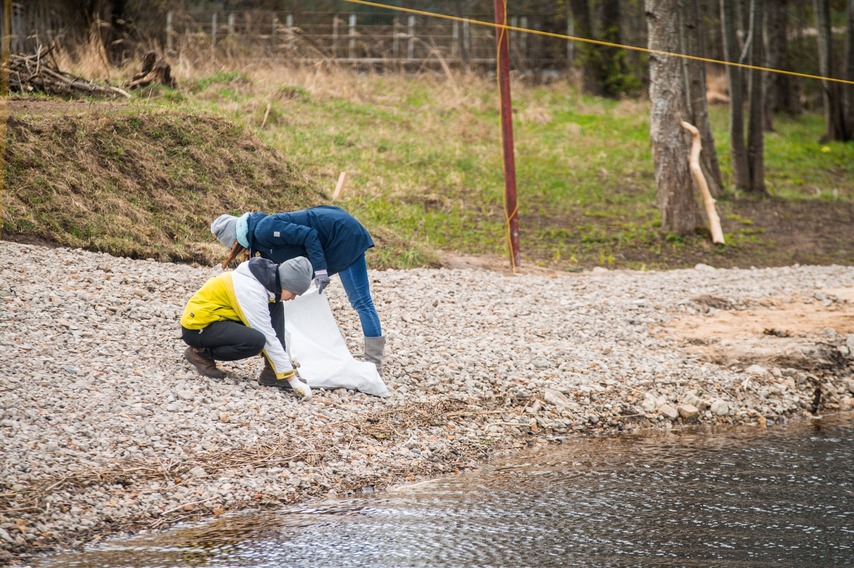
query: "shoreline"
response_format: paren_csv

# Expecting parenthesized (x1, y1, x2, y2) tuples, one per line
(1, 241, 852, 566)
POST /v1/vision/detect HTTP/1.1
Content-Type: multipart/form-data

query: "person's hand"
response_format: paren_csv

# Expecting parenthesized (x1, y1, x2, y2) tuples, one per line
(314, 270, 330, 294)
(289, 377, 313, 400)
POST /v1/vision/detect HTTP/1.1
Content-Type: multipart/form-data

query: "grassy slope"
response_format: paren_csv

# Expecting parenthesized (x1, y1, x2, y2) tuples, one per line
(3, 67, 853, 270)
(2, 97, 435, 268)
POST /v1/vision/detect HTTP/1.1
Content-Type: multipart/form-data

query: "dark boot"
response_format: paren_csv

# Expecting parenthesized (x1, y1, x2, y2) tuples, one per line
(184, 346, 227, 379)
(258, 358, 293, 390)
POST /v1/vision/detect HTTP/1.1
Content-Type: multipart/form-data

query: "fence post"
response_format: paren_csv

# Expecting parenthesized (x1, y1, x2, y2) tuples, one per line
(407, 15, 415, 61)
(509, 16, 517, 60)
(332, 15, 339, 59)
(463, 19, 470, 66)
(392, 16, 399, 60)
(272, 15, 277, 52)
(348, 14, 356, 59)
(566, 6, 574, 68)
(520, 16, 528, 62)
(166, 11, 173, 53)
(211, 13, 217, 47)
(2, 0, 9, 94)
(286, 14, 294, 50)
(227, 13, 235, 36)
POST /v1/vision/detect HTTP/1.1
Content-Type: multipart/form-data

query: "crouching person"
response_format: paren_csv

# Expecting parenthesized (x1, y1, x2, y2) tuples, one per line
(180, 256, 313, 400)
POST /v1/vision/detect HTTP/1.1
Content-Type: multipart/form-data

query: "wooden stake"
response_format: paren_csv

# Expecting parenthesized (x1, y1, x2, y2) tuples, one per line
(681, 121, 725, 244)
(260, 101, 271, 129)
(332, 171, 348, 200)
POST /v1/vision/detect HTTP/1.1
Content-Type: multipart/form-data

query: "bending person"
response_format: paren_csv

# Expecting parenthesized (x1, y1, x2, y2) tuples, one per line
(211, 205, 386, 372)
(181, 256, 314, 399)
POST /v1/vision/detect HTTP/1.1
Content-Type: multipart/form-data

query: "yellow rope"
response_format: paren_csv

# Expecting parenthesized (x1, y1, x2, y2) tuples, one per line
(342, 0, 854, 86)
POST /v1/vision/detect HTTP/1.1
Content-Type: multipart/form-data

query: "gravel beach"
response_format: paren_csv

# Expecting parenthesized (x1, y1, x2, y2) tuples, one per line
(1, 241, 853, 566)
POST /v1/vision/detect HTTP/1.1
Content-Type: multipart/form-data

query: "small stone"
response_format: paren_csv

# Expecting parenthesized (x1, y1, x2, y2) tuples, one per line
(0, 527, 13, 544)
(543, 389, 573, 413)
(658, 405, 679, 421)
(677, 404, 700, 422)
(745, 364, 768, 377)
(710, 399, 730, 416)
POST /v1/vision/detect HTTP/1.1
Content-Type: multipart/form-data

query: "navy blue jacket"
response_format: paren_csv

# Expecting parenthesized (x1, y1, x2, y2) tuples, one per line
(245, 206, 374, 276)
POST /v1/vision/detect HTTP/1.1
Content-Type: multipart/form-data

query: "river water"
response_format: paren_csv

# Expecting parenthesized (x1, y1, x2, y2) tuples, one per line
(38, 413, 853, 567)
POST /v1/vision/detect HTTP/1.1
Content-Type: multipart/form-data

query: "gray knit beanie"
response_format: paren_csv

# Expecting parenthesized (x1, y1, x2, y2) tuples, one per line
(278, 257, 313, 296)
(211, 214, 238, 248)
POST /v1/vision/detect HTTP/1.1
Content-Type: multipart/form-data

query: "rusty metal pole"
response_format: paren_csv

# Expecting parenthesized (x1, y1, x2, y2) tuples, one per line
(493, 0, 520, 271)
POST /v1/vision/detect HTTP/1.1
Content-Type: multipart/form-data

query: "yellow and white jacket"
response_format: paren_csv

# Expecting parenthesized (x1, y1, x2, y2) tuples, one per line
(181, 259, 293, 379)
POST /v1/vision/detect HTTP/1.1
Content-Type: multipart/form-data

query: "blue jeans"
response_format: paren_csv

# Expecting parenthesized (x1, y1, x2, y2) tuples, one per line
(338, 254, 382, 338)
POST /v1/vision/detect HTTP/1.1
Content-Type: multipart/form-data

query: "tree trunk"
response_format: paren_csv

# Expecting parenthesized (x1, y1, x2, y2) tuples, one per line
(763, 0, 802, 119)
(597, 0, 627, 97)
(814, 0, 849, 141)
(569, 0, 600, 95)
(845, 0, 854, 136)
(647, 0, 703, 235)
(721, 0, 750, 191)
(454, 0, 471, 69)
(682, 0, 724, 197)
(746, 0, 766, 193)
(762, 0, 781, 130)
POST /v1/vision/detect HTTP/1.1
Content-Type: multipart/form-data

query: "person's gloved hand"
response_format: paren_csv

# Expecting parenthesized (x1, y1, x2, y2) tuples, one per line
(289, 377, 313, 400)
(314, 270, 330, 294)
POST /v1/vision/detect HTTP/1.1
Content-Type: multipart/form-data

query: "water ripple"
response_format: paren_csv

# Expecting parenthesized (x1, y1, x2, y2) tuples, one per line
(38, 413, 854, 568)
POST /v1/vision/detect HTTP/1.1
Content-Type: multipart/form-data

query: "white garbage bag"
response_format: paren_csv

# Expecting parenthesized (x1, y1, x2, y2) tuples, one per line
(283, 286, 389, 397)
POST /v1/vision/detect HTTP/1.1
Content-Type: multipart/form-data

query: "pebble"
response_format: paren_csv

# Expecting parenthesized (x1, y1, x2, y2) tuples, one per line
(0, 241, 852, 564)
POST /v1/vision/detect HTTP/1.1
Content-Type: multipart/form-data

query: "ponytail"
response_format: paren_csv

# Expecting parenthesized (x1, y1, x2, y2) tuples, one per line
(220, 241, 249, 270)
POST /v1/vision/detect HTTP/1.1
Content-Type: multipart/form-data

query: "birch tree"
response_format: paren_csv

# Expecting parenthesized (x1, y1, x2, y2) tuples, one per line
(646, 0, 703, 235)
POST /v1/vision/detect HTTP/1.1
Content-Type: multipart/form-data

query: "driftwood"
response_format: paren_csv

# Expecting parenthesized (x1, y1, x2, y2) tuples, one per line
(126, 51, 177, 89)
(332, 171, 348, 200)
(3, 48, 130, 99)
(681, 120, 725, 244)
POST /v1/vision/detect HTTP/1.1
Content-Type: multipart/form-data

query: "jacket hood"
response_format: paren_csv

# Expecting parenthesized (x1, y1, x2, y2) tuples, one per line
(236, 257, 281, 298)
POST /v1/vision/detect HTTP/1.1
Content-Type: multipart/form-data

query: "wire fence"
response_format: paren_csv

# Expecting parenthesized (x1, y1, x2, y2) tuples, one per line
(164, 10, 571, 71)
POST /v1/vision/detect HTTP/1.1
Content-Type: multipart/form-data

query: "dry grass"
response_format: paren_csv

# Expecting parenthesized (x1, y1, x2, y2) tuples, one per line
(3, 104, 325, 263)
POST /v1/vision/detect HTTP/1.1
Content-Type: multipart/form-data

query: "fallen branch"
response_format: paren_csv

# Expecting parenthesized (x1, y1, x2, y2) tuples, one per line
(681, 120, 725, 245)
(4, 48, 130, 99)
(126, 51, 177, 90)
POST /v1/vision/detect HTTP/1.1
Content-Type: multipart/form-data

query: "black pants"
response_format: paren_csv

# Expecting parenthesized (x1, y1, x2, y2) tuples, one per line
(182, 302, 286, 362)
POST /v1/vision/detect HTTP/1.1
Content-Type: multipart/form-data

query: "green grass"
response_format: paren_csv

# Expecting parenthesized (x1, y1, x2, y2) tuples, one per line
(5, 68, 853, 270)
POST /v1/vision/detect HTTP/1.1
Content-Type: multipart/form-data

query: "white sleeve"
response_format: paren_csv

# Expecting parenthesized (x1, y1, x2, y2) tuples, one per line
(232, 272, 293, 375)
